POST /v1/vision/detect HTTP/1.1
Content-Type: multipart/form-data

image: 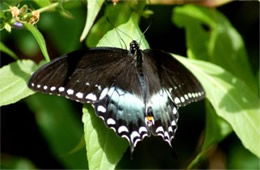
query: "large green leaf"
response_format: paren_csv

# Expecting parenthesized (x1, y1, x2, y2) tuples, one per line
(174, 54, 260, 158)
(26, 94, 88, 169)
(80, 0, 105, 41)
(0, 60, 38, 106)
(172, 5, 257, 92)
(82, 105, 128, 170)
(82, 15, 149, 170)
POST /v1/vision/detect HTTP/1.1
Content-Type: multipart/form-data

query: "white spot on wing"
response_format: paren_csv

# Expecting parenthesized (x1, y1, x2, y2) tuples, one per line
(31, 83, 35, 87)
(86, 93, 97, 101)
(174, 97, 180, 104)
(43, 85, 48, 90)
(168, 126, 173, 132)
(107, 118, 116, 125)
(171, 120, 176, 126)
(180, 96, 185, 102)
(67, 89, 74, 95)
(37, 84, 41, 88)
(76, 92, 84, 99)
(130, 131, 140, 143)
(85, 82, 90, 86)
(97, 105, 106, 113)
(138, 127, 147, 134)
(99, 88, 108, 100)
(58, 87, 65, 92)
(184, 94, 188, 100)
(118, 125, 129, 134)
(156, 126, 164, 134)
(50, 86, 56, 91)
(173, 107, 177, 115)
(164, 131, 170, 139)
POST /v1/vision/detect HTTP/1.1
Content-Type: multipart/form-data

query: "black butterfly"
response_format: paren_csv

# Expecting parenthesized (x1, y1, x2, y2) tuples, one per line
(28, 40, 205, 152)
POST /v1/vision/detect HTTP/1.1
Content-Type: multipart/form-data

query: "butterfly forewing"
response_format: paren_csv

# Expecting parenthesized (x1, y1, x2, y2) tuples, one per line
(144, 49, 205, 108)
(29, 48, 129, 103)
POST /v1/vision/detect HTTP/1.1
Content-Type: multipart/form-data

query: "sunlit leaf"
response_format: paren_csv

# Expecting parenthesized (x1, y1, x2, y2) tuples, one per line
(80, 0, 105, 41)
(0, 60, 38, 106)
(175, 55, 260, 158)
(83, 105, 128, 170)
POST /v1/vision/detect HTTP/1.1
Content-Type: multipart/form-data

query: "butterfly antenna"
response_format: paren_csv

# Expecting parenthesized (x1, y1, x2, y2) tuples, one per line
(138, 22, 151, 47)
(106, 17, 128, 49)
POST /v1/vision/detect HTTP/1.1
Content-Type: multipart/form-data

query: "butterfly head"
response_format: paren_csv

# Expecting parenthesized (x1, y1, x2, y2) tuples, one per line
(130, 40, 140, 55)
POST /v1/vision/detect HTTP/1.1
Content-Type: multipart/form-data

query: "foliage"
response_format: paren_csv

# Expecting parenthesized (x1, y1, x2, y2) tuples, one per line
(0, 0, 259, 169)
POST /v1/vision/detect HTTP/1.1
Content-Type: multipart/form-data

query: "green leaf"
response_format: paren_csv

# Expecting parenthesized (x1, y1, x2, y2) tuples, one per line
(202, 101, 232, 150)
(97, 14, 149, 49)
(0, 60, 38, 106)
(172, 5, 257, 92)
(33, 0, 51, 7)
(227, 140, 260, 169)
(1, 156, 36, 169)
(86, 3, 132, 47)
(0, 41, 18, 60)
(25, 94, 88, 169)
(82, 15, 149, 169)
(174, 54, 260, 158)
(24, 23, 50, 62)
(80, 0, 105, 41)
(83, 105, 128, 170)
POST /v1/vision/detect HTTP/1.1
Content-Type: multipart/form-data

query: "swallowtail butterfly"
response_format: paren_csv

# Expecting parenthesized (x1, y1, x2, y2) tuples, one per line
(28, 40, 205, 152)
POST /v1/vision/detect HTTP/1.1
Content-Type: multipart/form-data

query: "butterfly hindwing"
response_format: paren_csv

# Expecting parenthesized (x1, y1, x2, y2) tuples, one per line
(93, 64, 150, 151)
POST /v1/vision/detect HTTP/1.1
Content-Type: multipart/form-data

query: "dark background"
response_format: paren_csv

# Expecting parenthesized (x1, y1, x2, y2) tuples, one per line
(1, 1, 259, 169)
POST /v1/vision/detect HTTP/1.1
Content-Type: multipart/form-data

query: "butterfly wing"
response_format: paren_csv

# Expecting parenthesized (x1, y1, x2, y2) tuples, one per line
(142, 49, 205, 145)
(28, 48, 130, 103)
(144, 49, 205, 107)
(28, 48, 148, 151)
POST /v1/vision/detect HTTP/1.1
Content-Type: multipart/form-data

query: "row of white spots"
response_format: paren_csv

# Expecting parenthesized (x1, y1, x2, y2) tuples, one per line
(173, 91, 204, 104)
(155, 126, 175, 145)
(31, 83, 103, 102)
(116, 125, 149, 147)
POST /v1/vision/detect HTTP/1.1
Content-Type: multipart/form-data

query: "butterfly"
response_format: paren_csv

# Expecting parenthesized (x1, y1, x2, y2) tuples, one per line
(28, 40, 205, 152)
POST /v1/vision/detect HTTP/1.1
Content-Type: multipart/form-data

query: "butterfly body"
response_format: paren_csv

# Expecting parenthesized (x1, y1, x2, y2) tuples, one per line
(28, 40, 205, 151)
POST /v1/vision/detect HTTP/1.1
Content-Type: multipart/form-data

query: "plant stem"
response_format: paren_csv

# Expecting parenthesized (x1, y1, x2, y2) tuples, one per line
(35, 1, 63, 13)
